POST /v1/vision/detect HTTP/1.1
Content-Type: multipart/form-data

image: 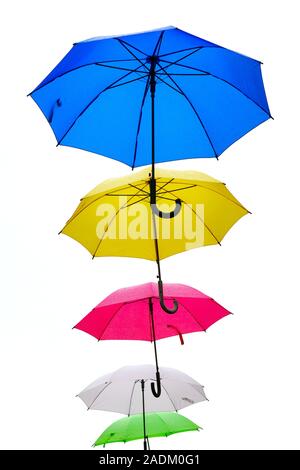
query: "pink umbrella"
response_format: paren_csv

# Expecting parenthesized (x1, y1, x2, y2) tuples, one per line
(74, 283, 231, 397)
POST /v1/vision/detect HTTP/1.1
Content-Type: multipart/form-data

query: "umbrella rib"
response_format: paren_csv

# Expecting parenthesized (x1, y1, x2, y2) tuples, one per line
(159, 181, 249, 211)
(159, 59, 272, 117)
(87, 381, 112, 410)
(102, 181, 148, 196)
(128, 183, 149, 195)
(95, 62, 148, 73)
(153, 178, 249, 212)
(161, 384, 178, 412)
(160, 187, 247, 209)
(157, 72, 208, 76)
(131, 75, 151, 169)
(97, 303, 126, 340)
(123, 195, 149, 208)
(156, 413, 171, 435)
(29, 37, 161, 95)
(154, 179, 179, 201)
(113, 49, 201, 100)
(60, 182, 149, 234)
(115, 38, 149, 58)
(155, 74, 184, 95)
(176, 300, 206, 331)
(95, 58, 141, 63)
(156, 180, 208, 186)
(59, 199, 100, 232)
(158, 45, 204, 58)
(184, 201, 221, 245)
(102, 296, 178, 309)
(155, 178, 174, 192)
(160, 186, 222, 245)
(128, 380, 138, 416)
(56, 63, 147, 145)
(28, 58, 142, 95)
(156, 195, 178, 202)
(92, 195, 149, 258)
(104, 193, 148, 197)
(159, 59, 208, 74)
(157, 47, 204, 75)
(109, 74, 149, 90)
(153, 30, 165, 56)
(157, 184, 197, 194)
(77, 181, 146, 209)
(28, 62, 112, 95)
(115, 39, 150, 72)
(193, 184, 250, 211)
(155, 64, 218, 158)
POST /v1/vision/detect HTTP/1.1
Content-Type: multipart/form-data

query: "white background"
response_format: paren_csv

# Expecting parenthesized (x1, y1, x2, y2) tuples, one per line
(1, 0, 299, 450)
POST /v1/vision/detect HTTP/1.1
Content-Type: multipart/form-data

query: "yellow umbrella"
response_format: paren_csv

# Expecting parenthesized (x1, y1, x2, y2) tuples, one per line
(60, 167, 249, 313)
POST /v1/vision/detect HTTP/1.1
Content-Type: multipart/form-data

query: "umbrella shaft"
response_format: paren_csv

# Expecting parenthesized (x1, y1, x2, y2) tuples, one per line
(151, 86, 155, 179)
(149, 298, 159, 374)
(150, 208, 162, 282)
(149, 56, 162, 288)
(150, 57, 157, 180)
(141, 380, 147, 448)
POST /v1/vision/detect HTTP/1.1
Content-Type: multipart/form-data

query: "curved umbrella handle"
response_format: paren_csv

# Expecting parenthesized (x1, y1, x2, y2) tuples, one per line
(151, 371, 162, 398)
(151, 199, 182, 219)
(150, 177, 182, 219)
(158, 280, 178, 314)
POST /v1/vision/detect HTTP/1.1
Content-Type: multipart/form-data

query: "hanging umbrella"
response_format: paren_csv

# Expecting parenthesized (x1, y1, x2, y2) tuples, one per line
(74, 282, 230, 397)
(29, 26, 270, 219)
(78, 365, 207, 449)
(93, 412, 201, 450)
(29, 26, 271, 183)
(78, 364, 207, 409)
(60, 166, 249, 313)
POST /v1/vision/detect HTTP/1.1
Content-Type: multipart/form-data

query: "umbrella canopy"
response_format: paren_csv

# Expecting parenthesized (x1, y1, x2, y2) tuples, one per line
(60, 166, 249, 261)
(78, 365, 207, 414)
(93, 412, 201, 448)
(74, 282, 230, 398)
(29, 26, 271, 167)
(74, 282, 231, 342)
(61, 166, 248, 313)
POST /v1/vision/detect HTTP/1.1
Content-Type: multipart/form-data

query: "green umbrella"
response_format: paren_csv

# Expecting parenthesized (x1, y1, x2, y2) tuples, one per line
(93, 412, 201, 449)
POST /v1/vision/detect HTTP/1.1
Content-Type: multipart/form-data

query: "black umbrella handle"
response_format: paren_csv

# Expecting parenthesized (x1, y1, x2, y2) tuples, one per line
(151, 371, 162, 398)
(151, 199, 182, 219)
(150, 178, 182, 219)
(158, 280, 178, 314)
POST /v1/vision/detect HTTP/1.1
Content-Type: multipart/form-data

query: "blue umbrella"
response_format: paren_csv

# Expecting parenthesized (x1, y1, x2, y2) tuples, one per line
(29, 26, 271, 171)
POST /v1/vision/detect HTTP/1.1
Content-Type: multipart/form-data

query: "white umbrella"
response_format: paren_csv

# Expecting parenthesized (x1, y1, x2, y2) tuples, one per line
(78, 364, 207, 415)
